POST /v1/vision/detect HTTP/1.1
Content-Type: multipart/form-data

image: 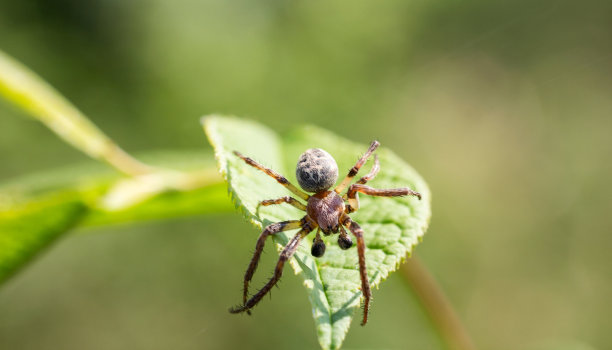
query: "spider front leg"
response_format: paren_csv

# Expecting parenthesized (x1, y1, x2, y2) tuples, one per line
(340, 214, 371, 326)
(345, 184, 421, 213)
(230, 224, 314, 314)
(237, 220, 302, 312)
(234, 151, 310, 200)
(335, 140, 380, 194)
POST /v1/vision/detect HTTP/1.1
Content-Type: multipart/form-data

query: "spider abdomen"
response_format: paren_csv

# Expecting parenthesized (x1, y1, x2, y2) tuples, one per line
(296, 148, 339, 193)
(306, 191, 345, 234)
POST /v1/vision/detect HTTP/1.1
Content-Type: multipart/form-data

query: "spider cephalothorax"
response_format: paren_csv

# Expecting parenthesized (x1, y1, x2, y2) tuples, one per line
(229, 141, 421, 325)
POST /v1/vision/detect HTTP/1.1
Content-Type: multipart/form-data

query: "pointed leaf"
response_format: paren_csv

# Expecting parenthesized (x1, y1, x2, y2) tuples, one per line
(203, 116, 431, 350)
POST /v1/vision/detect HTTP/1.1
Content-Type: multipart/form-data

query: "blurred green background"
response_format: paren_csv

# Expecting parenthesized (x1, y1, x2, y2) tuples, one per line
(1, 0, 611, 349)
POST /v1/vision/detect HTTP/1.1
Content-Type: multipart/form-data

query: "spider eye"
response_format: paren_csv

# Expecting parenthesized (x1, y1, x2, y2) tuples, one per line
(296, 148, 338, 193)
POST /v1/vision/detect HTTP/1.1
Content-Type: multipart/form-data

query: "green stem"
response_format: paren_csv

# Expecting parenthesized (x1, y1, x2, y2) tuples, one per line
(0, 50, 151, 177)
(400, 256, 477, 350)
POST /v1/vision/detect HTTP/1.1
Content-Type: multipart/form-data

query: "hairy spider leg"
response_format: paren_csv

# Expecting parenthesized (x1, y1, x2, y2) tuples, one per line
(257, 196, 307, 211)
(239, 220, 302, 310)
(335, 140, 380, 194)
(345, 184, 421, 213)
(342, 155, 380, 200)
(340, 214, 371, 326)
(230, 225, 314, 314)
(356, 154, 380, 185)
(234, 151, 310, 201)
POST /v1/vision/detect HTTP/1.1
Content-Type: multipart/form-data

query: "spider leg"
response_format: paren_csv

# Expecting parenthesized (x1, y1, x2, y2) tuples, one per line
(342, 155, 380, 200)
(356, 154, 380, 185)
(345, 184, 421, 213)
(234, 151, 309, 200)
(335, 140, 380, 194)
(340, 214, 371, 326)
(257, 196, 307, 211)
(230, 225, 313, 314)
(239, 220, 302, 311)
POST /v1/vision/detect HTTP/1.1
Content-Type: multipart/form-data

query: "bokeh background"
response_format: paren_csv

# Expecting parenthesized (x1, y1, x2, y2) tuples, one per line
(1, 0, 611, 349)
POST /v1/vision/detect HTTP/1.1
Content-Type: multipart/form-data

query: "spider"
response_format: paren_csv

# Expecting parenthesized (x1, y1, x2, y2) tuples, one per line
(228, 141, 421, 325)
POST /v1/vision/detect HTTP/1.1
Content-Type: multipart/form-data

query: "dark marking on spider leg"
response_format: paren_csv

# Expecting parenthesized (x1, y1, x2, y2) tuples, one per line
(258, 196, 307, 211)
(356, 155, 380, 185)
(346, 184, 421, 213)
(230, 227, 312, 314)
(240, 220, 302, 310)
(341, 214, 371, 326)
(343, 155, 380, 200)
(335, 140, 380, 194)
(234, 151, 309, 200)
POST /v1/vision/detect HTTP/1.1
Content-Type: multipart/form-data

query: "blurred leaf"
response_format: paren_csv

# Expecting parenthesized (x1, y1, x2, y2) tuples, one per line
(0, 150, 232, 286)
(203, 116, 431, 350)
(527, 340, 599, 350)
(0, 192, 86, 284)
(85, 181, 232, 226)
(0, 49, 149, 176)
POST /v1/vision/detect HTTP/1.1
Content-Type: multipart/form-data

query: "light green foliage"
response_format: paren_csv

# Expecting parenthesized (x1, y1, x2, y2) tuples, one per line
(0, 49, 233, 289)
(0, 50, 149, 176)
(0, 193, 86, 284)
(0, 48, 431, 349)
(203, 116, 431, 350)
(0, 151, 231, 285)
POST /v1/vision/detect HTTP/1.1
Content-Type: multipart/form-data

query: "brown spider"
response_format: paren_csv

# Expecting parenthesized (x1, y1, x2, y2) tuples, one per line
(229, 141, 421, 325)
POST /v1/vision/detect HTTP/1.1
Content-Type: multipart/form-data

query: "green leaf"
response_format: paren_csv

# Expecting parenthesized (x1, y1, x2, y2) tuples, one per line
(0, 51, 235, 286)
(0, 150, 232, 286)
(203, 116, 431, 350)
(0, 192, 87, 284)
(82, 150, 233, 226)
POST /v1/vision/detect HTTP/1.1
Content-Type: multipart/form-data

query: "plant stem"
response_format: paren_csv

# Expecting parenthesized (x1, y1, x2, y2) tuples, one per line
(0, 50, 151, 177)
(400, 256, 476, 350)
